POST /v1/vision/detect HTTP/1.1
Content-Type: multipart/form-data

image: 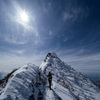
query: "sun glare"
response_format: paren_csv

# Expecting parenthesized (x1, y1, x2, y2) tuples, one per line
(20, 11, 29, 23)
(16, 9, 32, 30)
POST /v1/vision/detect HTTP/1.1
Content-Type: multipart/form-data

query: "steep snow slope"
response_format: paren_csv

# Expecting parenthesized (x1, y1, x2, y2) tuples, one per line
(40, 52, 100, 100)
(0, 64, 47, 100)
(0, 63, 74, 100)
(0, 52, 100, 100)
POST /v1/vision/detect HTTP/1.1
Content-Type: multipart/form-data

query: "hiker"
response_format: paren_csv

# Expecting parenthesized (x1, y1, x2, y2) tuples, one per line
(29, 94, 34, 100)
(38, 89, 43, 100)
(47, 72, 52, 90)
(38, 72, 41, 80)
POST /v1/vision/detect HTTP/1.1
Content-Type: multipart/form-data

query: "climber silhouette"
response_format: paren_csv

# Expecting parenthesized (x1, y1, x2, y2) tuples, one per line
(29, 94, 34, 100)
(38, 89, 43, 100)
(47, 72, 52, 90)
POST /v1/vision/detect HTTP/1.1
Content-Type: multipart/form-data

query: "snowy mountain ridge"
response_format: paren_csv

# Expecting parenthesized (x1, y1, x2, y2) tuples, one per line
(40, 52, 100, 100)
(0, 52, 100, 100)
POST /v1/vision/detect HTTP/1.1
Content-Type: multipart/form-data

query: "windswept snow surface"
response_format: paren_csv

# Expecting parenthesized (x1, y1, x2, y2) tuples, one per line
(0, 52, 100, 100)
(0, 64, 47, 100)
(40, 52, 100, 100)
(0, 63, 75, 100)
(44, 81, 76, 100)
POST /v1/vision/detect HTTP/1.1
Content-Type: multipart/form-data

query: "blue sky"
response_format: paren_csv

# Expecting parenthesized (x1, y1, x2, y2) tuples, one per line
(0, 0, 100, 73)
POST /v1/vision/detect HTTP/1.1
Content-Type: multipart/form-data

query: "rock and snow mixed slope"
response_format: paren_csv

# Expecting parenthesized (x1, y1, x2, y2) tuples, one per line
(0, 64, 47, 100)
(40, 52, 100, 100)
(0, 52, 100, 100)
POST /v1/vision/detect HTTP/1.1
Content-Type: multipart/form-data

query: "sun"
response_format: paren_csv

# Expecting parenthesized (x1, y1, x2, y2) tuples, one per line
(15, 10, 32, 30)
(19, 11, 29, 23)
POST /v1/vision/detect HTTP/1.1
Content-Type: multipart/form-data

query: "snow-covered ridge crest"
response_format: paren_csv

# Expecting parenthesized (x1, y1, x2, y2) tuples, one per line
(40, 52, 71, 73)
(39, 52, 100, 100)
(0, 64, 47, 100)
(0, 52, 100, 100)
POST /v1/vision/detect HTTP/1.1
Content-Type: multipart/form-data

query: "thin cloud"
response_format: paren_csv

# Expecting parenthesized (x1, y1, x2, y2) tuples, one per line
(49, 30, 53, 36)
(63, 12, 73, 21)
(63, 35, 73, 42)
(42, 1, 53, 15)
(57, 49, 100, 73)
(63, 53, 100, 63)
(0, 50, 48, 72)
(9, 50, 25, 55)
(4, 35, 27, 44)
(62, 6, 89, 22)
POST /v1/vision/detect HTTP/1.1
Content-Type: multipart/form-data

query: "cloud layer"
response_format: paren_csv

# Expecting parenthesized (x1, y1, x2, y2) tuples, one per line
(0, 0, 100, 73)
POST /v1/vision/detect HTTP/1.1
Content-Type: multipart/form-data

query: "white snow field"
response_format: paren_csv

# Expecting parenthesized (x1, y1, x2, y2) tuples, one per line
(0, 52, 100, 100)
(40, 52, 100, 100)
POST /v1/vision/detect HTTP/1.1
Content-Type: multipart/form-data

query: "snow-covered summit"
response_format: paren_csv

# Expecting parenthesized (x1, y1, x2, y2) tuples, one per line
(0, 52, 100, 100)
(50, 52, 58, 58)
(40, 52, 100, 100)
(40, 52, 72, 73)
